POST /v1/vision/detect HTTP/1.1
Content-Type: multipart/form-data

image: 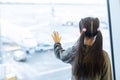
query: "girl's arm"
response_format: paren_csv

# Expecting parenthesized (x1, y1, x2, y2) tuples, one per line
(101, 51, 112, 80)
(54, 42, 76, 63)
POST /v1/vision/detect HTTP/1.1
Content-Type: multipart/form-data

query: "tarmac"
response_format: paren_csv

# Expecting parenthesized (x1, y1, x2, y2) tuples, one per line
(3, 50, 72, 80)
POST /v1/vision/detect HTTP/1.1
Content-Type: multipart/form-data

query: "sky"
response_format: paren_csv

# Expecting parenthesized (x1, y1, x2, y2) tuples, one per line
(0, 0, 105, 4)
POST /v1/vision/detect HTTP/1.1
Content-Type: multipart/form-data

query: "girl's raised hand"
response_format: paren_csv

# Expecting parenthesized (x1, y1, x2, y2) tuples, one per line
(52, 31, 61, 43)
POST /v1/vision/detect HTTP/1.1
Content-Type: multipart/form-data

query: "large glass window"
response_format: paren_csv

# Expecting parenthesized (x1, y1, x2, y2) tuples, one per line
(0, 0, 113, 80)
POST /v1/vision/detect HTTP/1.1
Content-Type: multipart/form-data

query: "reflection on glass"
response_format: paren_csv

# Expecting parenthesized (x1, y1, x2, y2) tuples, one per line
(0, 0, 112, 80)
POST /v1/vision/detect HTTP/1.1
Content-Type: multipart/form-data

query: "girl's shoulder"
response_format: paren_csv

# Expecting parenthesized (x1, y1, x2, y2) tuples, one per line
(102, 50, 111, 65)
(103, 50, 109, 58)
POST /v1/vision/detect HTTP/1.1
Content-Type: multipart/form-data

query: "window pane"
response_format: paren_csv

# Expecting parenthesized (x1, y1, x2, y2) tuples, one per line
(0, 0, 113, 80)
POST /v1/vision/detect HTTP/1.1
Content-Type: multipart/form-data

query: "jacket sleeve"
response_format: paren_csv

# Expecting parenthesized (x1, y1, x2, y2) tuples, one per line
(54, 42, 76, 63)
(101, 51, 112, 80)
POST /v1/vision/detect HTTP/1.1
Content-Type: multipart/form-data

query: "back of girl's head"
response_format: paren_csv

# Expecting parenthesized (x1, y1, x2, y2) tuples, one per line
(79, 17, 102, 50)
(74, 17, 105, 80)
(79, 17, 99, 37)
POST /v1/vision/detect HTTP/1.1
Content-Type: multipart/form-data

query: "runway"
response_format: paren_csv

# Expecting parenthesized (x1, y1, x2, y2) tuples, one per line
(3, 50, 72, 80)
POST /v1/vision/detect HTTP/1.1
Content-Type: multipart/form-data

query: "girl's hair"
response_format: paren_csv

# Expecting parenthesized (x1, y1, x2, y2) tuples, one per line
(73, 17, 105, 80)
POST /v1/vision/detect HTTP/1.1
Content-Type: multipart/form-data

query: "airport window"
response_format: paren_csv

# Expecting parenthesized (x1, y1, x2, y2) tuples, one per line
(0, 0, 114, 80)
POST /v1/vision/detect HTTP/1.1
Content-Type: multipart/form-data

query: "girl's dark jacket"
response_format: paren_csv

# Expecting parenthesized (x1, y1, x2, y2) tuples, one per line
(54, 42, 112, 80)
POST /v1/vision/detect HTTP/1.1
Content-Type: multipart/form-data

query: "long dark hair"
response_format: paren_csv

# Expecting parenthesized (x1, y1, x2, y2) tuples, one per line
(73, 17, 105, 80)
